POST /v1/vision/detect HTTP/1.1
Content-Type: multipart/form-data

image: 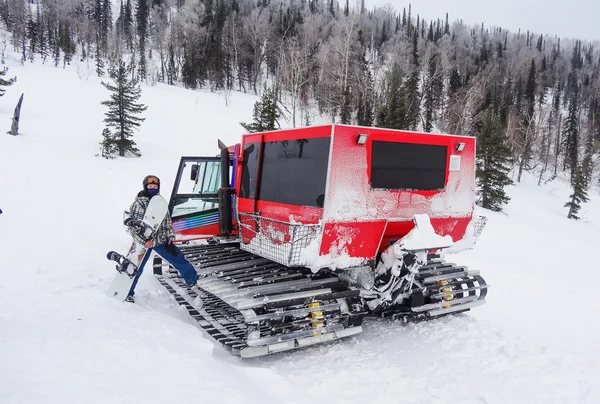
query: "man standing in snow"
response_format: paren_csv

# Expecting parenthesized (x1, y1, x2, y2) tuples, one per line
(124, 175, 201, 302)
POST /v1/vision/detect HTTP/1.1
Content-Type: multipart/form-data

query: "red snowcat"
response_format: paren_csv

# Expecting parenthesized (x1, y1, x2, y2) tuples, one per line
(152, 124, 488, 357)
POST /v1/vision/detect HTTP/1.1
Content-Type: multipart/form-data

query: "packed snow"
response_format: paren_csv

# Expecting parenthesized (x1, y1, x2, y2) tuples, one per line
(1, 51, 600, 404)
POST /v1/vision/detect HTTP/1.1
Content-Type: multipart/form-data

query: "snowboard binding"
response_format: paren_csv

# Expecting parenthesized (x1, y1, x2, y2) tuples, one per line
(107, 251, 139, 278)
(124, 217, 158, 243)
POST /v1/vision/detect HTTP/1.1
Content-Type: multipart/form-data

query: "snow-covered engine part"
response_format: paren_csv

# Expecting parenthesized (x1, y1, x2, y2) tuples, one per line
(361, 247, 429, 313)
(341, 214, 489, 321)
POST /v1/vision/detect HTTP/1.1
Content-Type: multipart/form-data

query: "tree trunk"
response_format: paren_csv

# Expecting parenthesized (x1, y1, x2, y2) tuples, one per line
(538, 111, 552, 185)
(567, 194, 576, 219)
(517, 138, 529, 182)
(9, 93, 24, 136)
(554, 114, 562, 177)
(159, 48, 165, 83)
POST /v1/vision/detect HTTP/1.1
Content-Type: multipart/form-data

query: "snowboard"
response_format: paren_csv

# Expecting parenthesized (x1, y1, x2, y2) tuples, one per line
(124, 195, 169, 240)
(106, 195, 169, 301)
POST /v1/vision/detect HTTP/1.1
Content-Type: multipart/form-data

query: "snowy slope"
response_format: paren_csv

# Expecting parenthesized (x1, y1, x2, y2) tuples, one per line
(1, 53, 600, 404)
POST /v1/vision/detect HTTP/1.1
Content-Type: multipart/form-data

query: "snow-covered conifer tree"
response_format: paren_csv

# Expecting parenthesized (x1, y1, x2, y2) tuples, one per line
(100, 58, 147, 157)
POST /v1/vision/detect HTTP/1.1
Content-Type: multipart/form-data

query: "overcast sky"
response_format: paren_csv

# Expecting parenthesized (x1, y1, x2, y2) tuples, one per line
(365, 0, 600, 41)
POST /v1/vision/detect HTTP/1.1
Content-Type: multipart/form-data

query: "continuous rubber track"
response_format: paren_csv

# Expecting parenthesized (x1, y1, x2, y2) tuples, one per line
(153, 243, 488, 357)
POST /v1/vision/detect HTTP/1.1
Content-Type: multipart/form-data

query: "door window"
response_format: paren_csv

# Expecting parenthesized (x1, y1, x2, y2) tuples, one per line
(171, 158, 223, 218)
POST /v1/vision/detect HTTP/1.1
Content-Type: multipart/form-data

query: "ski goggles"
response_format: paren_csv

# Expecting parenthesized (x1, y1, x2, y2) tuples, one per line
(146, 176, 159, 185)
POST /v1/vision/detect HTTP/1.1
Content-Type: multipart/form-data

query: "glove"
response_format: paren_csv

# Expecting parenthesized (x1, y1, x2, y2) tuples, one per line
(166, 242, 178, 257)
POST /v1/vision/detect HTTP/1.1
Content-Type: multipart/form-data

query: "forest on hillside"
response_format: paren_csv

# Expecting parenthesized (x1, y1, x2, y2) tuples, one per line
(1, 0, 599, 215)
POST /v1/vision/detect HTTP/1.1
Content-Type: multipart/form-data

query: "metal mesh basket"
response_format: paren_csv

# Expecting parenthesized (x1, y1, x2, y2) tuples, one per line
(471, 215, 488, 246)
(237, 212, 322, 267)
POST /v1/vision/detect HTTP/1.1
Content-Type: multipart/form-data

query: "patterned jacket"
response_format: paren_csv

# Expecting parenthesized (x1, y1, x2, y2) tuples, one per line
(127, 191, 175, 246)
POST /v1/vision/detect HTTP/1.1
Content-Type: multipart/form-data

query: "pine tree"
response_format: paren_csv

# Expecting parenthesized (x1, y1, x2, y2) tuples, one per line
(565, 163, 589, 220)
(517, 58, 537, 182)
(240, 84, 282, 133)
(58, 21, 75, 68)
(181, 43, 198, 89)
(423, 50, 443, 132)
(0, 66, 16, 96)
(562, 75, 580, 182)
(377, 63, 406, 129)
(52, 27, 61, 67)
(582, 135, 594, 187)
(166, 42, 177, 85)
(123, 0, 133, 50)
(99, 128, 114, 159)
(100, 0, 112, 55)
(427, 22, 434, 42)
(136, 0, 149, 80)
(525, 59, 537, 119)
(590, 96, 600, 146)
(449, 68, 461, 95)
(339, 85, 352, 124)
(27, 6, 38, 62)
(444, 13, 450, 35)
(204, 0, 227, 90)
(404, 28, 420, 130)
(37, 3, 48, 63)
(95, 33, 105, 76)
(357, 57, 374, 127)
(100, 59, 148, 157)
(475, 108, 514, 212)
(356, 91, 373, 126)
(571, 40, 583, 70)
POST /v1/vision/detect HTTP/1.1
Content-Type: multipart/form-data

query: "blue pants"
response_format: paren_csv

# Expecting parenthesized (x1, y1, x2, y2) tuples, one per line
(128, 243, 198, 296)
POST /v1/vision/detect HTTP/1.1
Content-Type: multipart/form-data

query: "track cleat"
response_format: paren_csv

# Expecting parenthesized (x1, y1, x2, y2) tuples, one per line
(308, 302, 324, 335)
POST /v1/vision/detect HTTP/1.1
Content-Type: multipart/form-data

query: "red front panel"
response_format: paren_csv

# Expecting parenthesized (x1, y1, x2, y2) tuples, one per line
(319, 220, 387, 261)
(379, 216, 471, 252)
(255, 201, 324, 224)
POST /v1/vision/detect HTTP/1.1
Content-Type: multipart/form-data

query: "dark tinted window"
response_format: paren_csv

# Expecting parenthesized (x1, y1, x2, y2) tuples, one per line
(370, 141, 447, 190)
(259, 138, 330, 207)
(240, 142, 260, 199)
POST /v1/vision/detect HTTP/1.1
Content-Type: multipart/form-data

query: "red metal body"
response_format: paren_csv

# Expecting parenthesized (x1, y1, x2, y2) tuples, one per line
(233, 124, 476, 270)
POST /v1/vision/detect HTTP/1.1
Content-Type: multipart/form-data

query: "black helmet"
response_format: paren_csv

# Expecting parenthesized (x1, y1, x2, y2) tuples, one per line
(143, 175, 160, 195)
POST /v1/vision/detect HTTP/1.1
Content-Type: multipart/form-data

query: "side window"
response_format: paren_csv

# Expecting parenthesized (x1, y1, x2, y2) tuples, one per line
(192, 161, 221, 195)
(370, 141, 448, 191)
(171, 159, 221, 219)
(175, 161, 204, 194)
(172, 196, 219, 218)
(240, 143, 260, 199)
(258, 137, 330, 207)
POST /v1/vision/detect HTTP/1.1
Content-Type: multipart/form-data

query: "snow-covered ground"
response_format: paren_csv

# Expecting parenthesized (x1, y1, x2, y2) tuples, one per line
(1, 52, 599, 404)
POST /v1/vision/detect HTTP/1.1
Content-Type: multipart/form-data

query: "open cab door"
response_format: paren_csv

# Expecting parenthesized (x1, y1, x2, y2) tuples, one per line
(168, 151, 235, 242)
